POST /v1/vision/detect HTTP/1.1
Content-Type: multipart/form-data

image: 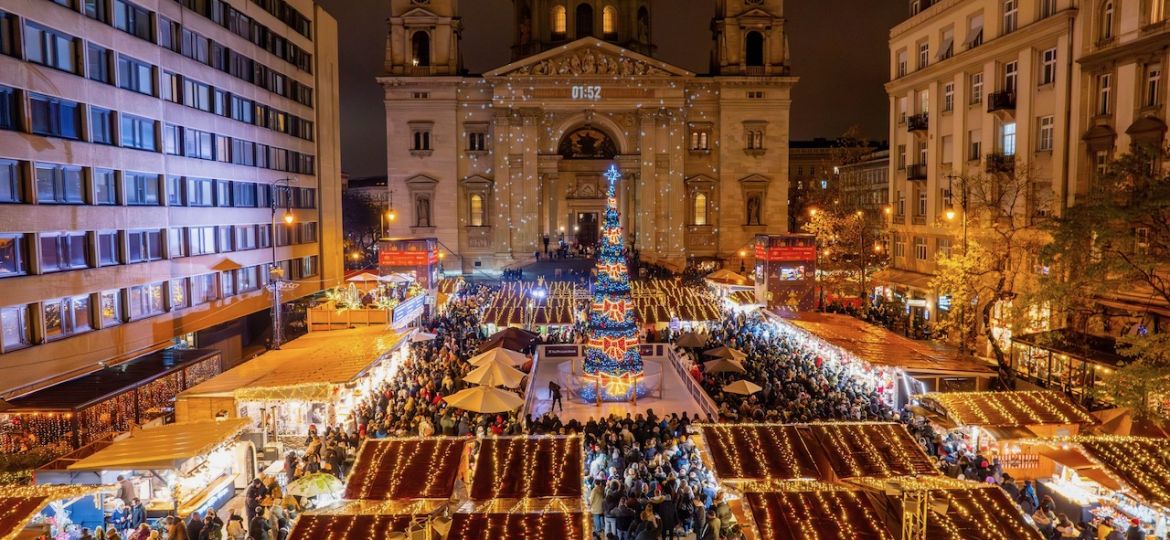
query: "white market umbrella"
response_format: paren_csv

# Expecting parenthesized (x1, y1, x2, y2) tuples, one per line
(675, 331, 707, 349)
(412, 331, 438, 342)
(703, 358, 747, 374)
(286, 472, 343, 498)
(467, 347, 529, 367)
(346, 272, 381, 283)
(463, 361, 527, 388)
(703, 346, 747, 361)
(442, 385, 525, 413)
(379, 272, 414, 284)
(722, 379, 763, 396)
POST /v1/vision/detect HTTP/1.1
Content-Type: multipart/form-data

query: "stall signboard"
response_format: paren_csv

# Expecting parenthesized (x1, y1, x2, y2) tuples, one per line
(392, 295, 426, 328)
(378, 237, 439, 289)
(543, 345, 581, 358)
(378, 249, 438, 266)
(754, 234, 817, 312)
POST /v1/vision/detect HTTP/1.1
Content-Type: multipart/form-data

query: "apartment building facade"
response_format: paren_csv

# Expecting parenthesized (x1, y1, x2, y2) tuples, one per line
(0, 0, 342, 398)
(885, 0, 1077, 321)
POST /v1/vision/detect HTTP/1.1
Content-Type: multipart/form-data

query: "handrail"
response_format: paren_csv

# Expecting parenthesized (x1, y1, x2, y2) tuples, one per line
(664, 346, 720, 420)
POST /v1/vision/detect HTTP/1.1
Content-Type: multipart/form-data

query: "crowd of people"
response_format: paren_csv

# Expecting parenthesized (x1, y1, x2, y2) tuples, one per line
(694, 311, 893, 424)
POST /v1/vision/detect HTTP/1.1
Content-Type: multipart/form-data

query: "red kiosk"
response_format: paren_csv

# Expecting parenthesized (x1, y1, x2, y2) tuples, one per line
(753, 234, 818, 312)
(377, 237, 440, 289)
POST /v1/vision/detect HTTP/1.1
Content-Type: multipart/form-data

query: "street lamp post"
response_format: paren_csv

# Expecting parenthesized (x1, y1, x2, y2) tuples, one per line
(945, 175, 969, 355)
(857, 210, 867, 313)
(267, 179, 299, 350)
(738, 249, 747, 274)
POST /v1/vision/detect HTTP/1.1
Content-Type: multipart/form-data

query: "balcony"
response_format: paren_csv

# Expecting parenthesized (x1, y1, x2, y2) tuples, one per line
(907, 113, 929, 133)
(987, 91, 1016, 113)
(986, 153, 1016, 174)
(906, 163, 928, 180)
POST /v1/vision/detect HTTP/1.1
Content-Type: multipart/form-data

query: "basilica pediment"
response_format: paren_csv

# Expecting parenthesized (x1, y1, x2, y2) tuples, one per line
(483, 37, 693, 78)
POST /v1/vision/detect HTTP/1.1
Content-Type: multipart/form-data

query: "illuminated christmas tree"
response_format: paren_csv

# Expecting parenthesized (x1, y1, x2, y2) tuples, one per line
(583, 165, 643, 378)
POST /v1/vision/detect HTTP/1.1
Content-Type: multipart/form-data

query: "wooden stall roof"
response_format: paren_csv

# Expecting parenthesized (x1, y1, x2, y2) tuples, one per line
(446, 513, 585, 540)
(181, 327, 403, 402)
(344, 437, 466, 501)
(850, 476, 1046, 540)
(915, 390, 1099, 427)
(1020, 436, 1170, 509)
(5, 349, 219, 412)
(469, 436, 582, 501)
(0, 485, 112, 540)
(287, 514, 415, 540)
(743, 481, 895, 540)
(67, 419, 248, 470)
(481, 279, 721, 326)
(699, 424, 821, 482)
(775, 312, 993, 376)
(805, 422, 939, 479)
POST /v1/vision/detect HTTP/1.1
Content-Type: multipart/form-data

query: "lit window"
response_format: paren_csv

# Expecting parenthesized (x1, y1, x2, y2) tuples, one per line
(1038, 116, 1054, 152)
(469, 193, 484, 227)
(694, 193, 708, 226)
(552, 6, 567, 35)
(603, 6, 617, 36)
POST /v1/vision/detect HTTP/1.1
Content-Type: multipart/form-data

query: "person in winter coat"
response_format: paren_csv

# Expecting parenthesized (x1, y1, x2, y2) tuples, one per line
(588, 481, 605, 534)
(186, 511, 204, 540)
(608, 498, 637, 540)
(225, 511, 247, 540)
(1125, 518, 1146, 540)
(248, 507, 270, 540)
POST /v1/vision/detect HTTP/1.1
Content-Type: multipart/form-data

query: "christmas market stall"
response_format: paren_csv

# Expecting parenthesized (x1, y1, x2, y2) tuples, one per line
(804, 422, 940, 481)
(847, 475, 1046, 540)
(912, 390, 1100, 477)
(0, 485, 113, 540)
(739, 480, 896, 540)
(287, 500, 450, 540)
(772, 311, 995, 406)
(40, 419, 252, 518)
(175, 327, 408, 443)
(480, 280, 721, 331)
(343, 437, 467, 501)
(697, 424, 821, 484)
(1012, 435, 1170, 537)
(0, 349, 223, 455)
(446, 512, 586, 540)
(468, 435, 583, 503)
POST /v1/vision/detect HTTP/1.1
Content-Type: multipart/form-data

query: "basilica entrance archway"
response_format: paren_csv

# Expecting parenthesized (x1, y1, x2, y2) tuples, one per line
(543, 124, 637, 249)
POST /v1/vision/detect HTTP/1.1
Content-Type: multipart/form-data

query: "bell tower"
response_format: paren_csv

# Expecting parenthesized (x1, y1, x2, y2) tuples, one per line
(711, 0, 789, 76)
(386, 0, 462, 75)
(512, 0, 654, 60)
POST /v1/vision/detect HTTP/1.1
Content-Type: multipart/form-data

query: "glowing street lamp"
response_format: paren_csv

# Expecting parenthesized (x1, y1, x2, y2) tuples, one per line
(267, 178, 299, 350)
(738, 249, 747, 273)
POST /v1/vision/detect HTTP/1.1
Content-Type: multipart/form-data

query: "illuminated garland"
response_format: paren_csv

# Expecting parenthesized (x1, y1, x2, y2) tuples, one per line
(918, 391, 1098, 427)
(699, 424, 817, 481)
(470, 436, 582, 501)
(809, 423, 937, 479)
(583, 165, 643, 377)
(1016, 435, 1170, 509)
(744, 486, 895, 540)
(345, 437, 466, 500)
(447, 512, 585, 540)
(480, 279, 721, 325)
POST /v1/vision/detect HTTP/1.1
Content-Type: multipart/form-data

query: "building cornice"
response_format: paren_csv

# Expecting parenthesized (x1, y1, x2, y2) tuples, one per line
(1078, 26, 1170, 67)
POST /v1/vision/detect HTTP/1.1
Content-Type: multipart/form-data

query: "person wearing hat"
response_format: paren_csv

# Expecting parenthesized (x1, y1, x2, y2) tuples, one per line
(1125, 518, 1145, 540)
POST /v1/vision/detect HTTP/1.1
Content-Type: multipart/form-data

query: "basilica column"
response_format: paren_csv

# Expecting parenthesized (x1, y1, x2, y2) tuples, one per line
(636, 109, 658, 254)
(664, 108, 686, 266)
(518, 108, 542, 255)
(493, 109, 514, 259)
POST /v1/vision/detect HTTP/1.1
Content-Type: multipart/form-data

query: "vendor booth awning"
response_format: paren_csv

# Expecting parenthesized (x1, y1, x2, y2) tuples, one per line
(805, 422, 939, 480)
(180, 327, 405, 403)
(705, 269, 753, 287)
(66, 418, 248, 471)
(742, 482, 896, 540)
(0, 485, 113, 540)
(469, 436, 582, 501)
(288, 514, 417, 540)
(447, 513, 585, 540)
(699, 424, 821, 482)
(915, 390, 1099, 427)
(344, 438, 466, 501)
(775, 312, 993, 377)
(1019, 436, 1170, 508)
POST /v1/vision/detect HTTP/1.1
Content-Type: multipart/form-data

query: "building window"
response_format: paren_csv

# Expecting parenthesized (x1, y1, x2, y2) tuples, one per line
(29, 93, 81, 140)
(966, 13, 984, 49)
(42, 295, 91, 340)
(94, 168, 117, 205)
(939, 27, 954, 61)
(914, 237, 928, 261)
(1040, 48, 1057, 85)
(469, 193, 485, 227)
(127, 282, 166, 319)
(96, 231, 118, 266)
(894, 234, 906, 258)
(39, 232, 88, 272)
(897, 144, 907, 170)
(85, 0, 109, 22)
(90, 107, 115, 145)
(191, 273, 218, 305)
(0, 85, 17, 131)
(236, 266, 262, 293)
(301, 255, 318, 278)
(0, 233, 27, 277)
(467, 131, 487, 152)
(1003, 0, 1018, 33)
(217, 225, 234, 252)
(690, 129, 710, 151)
(1003, 61, 1018, 94)
(87, 44, 112, 84)
(917, 41, 929, 70)
(1097, 73, 1112, 115)
(897, 49, 908, 77)
(552, 5, 567, 37)
(98, 290, 120, 327)
(941, 134, 954, 164)
(744, 123, 766, 152)
(943, 82, 954, 112)
(121, 114, 157, 151)
(693, 192, 708, 226)
(168, 228, 186, 258)
(898, 96, 908, 124)
(602, 6, 617, 38)
(410, 124, 432, 153)
(1001, 121, 1017, 156)
(189, 226, 216, 255)
(1152, 0, 1169, 24)
(410, 31, 430, 67)
(1039, 0, 1057, 17)
(126, 229, 163, 263)
(1146, 63, 1162, 107)
(970, 72, 983, 104)
(187, 178, 214, 206)
(968, 129, 982, 161)
(1038, 116, 1054, 151)
(35, 163, 83, 204)
(1, 304, 32, 352)
(745, 31, 764, 67)
(1101, 2, 1115, 41)
(113, 0, 153, 42)
(897, 190, 906, 216)
(24, 23, 78, 74)
(117, 54, 154, 96)
(938, 237, 953, 258)
(125, 172, 159, 205)
(917, 190, 928, 216)
(170, 279, 189, 310)
(0, 158, 22, 203)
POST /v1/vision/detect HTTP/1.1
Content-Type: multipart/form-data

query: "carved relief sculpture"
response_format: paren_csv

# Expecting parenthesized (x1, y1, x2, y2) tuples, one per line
(515, 49, 670, 76)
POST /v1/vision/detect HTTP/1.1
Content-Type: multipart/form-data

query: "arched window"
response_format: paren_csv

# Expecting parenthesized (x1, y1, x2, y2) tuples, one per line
(1101, 1, 1115, 40)
(636, 6, 649, 42)
(469, 193, 485, 226)
(693, 192, 708, 226)
(411, 31, 430, 67)
(603, 6, 617, 38)
(552, 5, 567, 36)
(745, 31, 764, 67)
(576, 3, 594, 38)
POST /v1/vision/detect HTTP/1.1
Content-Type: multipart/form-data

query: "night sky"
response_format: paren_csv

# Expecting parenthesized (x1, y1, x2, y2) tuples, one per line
(317, 0, 905, 178)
